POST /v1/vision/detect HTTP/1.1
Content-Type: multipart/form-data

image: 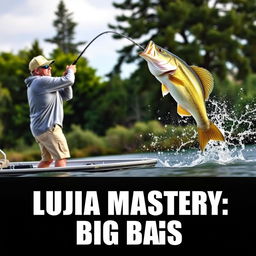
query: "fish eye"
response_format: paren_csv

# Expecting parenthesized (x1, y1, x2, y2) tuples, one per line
(158, 48, 162, 52)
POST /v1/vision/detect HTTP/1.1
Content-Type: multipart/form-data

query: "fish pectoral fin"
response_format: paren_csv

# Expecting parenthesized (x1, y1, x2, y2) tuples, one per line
(197, 122, 225, 151)
(168, 74, 185, 86)
(177, 105, 191, 116)
(191, 65, 214, 101)
(161, 84, 170, 97)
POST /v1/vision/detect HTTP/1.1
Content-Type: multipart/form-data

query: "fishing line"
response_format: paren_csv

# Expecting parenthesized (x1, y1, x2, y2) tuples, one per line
(72, 30, 144, 65)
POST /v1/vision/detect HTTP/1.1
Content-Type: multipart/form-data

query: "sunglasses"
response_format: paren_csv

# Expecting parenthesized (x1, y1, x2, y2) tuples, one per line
(40, 65, 50, 69)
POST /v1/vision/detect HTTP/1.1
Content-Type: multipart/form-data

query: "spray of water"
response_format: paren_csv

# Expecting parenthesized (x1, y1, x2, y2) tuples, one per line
(152, 96, 256, 167)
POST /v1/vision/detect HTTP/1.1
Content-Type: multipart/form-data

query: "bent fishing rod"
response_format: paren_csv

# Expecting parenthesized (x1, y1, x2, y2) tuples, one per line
(72, 30, 144, 65)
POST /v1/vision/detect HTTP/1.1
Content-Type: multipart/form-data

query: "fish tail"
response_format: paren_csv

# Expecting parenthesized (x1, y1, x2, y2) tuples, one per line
(198, 122, 225, 151)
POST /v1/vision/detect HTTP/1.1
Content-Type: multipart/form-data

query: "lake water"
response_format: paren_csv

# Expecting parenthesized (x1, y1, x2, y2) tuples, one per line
(23, 144, 256, 177)
(73, 144, 256, 177)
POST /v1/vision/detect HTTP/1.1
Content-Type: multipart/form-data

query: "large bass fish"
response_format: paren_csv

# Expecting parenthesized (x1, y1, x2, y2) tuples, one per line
(139, 41, 225, 151)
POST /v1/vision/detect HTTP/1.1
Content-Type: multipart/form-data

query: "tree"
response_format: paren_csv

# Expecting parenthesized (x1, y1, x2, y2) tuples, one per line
(0, 51, 32, 148)
(109, 0, 255, 80)
(107, 0, 256, 125)
(26, 40, 44, 61)
(86, 75, 130, 133)
(239, 1, 256, 74)
(0, 83, 11, 141)
(45, 0, 84, 54)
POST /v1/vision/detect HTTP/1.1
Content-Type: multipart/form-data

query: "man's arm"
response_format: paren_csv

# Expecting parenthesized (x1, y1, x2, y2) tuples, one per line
(37, 65, 76, 93)
(58, 65, 76, 101)
(59, 86, 73, 101)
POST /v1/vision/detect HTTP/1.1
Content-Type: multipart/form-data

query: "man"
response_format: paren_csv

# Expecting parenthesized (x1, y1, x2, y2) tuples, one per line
(25, 55, 76, 168)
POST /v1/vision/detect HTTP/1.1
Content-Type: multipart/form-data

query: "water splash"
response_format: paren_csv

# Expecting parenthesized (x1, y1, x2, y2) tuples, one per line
(157, 97, 256, 167)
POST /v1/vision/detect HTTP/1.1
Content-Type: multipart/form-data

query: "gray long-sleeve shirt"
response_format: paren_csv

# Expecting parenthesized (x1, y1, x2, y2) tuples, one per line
(25, 69, 75, 137)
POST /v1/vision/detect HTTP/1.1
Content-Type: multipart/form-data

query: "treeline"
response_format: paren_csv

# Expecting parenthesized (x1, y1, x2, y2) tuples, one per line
(6, 121, 198, 161)
(1, 47, 255, 158)
(1, 0, 256, 158)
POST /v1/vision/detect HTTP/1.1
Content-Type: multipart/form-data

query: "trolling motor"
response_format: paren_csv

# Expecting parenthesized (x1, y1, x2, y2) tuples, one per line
(72, 30, 144, 65)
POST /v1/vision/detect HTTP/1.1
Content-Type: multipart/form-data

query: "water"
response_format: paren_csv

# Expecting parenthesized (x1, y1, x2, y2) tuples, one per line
(74, 144, 256, 177)
(20, 144, 256, 177)
(20, 98, 256, 177)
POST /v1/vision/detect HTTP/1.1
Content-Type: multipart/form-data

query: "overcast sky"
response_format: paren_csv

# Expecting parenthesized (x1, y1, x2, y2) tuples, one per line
(0, 0, 137, 78)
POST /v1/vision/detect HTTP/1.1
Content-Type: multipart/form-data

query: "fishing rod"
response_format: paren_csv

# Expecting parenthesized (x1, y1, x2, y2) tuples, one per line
(72, 30, 144, 65)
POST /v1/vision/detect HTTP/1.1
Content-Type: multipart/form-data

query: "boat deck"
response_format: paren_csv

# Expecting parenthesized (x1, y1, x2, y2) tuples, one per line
(0, 158, 158, 175)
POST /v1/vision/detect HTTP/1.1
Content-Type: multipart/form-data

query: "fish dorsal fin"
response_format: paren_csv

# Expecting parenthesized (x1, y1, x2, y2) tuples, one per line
(177, 104, 191, 116)
(161, 84, 170, 97)
(191, 66, 214, 101)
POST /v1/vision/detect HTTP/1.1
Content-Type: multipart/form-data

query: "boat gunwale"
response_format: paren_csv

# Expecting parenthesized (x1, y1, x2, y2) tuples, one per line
(0, 158, 158, 174)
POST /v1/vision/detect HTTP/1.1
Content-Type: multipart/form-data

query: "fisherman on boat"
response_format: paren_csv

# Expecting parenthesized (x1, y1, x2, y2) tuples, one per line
(24, 55, 76, 168)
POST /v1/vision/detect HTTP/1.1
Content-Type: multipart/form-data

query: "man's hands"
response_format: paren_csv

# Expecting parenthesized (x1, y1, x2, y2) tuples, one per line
(63, 65, 77, 75)
(67, 65, 76, 73)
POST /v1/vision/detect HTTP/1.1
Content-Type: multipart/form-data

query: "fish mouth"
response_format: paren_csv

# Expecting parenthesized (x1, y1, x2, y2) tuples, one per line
(139, 40, 155, 58)
(139, 40, 177, 75)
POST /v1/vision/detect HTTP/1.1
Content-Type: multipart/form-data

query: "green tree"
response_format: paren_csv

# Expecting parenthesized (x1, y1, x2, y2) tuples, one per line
(0, 83, 11, 141)
(108, 0, 256, 124)
(45, 0, 84, 54)
(26, 39, 44, 62)
(0, 39, 47, 148)
(0, 52, 31, 148)
(234, 1, 256, 75)
(109, 0, 255, 80)
(85, 75, 129, 133)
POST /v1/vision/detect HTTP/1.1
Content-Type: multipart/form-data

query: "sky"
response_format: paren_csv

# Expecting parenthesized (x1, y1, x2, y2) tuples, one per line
(0, 0, 138, 78)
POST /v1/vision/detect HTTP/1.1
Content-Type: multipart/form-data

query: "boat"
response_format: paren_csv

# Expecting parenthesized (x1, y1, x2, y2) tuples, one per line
(0, 158, 158, 175)
(0, 149, 158, 175)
